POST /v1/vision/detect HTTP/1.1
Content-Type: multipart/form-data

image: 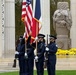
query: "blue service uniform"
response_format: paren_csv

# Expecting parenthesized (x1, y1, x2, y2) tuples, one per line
(46, 42, 58, 75)
(17, 39, 27, 75)
(26, 44, 35, 75)
(18, 39, 34, 75)
(35, 41, 45, 75)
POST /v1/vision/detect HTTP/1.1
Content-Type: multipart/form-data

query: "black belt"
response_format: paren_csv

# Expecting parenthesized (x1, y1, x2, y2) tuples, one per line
(48, 53, 55, 55)
(37, 53, 41, 55)
(26, 48, 30, 50)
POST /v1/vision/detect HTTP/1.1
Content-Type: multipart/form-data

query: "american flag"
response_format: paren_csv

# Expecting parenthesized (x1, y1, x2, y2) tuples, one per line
(21, 0, 33, 38)
(21, 0, 42, 42)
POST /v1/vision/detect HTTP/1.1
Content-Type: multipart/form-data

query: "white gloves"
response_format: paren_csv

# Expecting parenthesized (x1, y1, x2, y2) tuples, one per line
(25, 53, 27, 56)
(35, 56, 38, 59)
(15, 51, 19, 55)
(15, 51, 19, 59)
(45, 47, 49, 51)
(25, 52, 28, 59)
(35, 56, 38, 62)
(35, 37, 38, 41)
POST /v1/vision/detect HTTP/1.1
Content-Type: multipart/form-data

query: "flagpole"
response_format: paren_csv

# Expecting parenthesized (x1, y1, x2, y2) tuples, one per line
(33, 0, 41, 59)
(25, 37, 28, 59)
(36, 21, 38, 56)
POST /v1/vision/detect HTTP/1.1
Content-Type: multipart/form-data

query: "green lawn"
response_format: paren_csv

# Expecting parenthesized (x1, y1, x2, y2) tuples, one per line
(0, 70, 76, 75)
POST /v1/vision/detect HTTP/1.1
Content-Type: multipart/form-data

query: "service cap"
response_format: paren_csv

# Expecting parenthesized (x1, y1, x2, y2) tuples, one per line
(38, 34, 45, 38)
(49, 35, 57, 39)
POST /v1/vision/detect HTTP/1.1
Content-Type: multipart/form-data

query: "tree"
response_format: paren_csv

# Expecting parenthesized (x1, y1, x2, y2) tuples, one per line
(15, 0, 25, 41)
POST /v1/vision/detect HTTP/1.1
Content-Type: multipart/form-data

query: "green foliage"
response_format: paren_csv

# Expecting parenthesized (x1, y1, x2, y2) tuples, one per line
(50, 0, 57, 35)
(15, 1, 25, 41)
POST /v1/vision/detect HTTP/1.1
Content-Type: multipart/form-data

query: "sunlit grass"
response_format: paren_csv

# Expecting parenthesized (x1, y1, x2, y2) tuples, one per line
(0, 70, 76, 75)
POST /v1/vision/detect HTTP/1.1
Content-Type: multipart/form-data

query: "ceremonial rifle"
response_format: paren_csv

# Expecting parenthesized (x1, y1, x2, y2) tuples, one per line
(44, 34, 48, 68)
(24, 35, 31, 59)
(12, 58, 16, 67)
(12, 39, 20, 68)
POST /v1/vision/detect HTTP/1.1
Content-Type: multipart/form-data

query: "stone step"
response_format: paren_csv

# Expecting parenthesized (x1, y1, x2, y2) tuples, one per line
(0, 58, 19, 71)
(0, 55, 76, 71)
(56, 55, 76, 70)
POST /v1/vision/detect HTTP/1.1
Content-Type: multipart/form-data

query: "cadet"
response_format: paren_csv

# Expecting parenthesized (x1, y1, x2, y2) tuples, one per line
(45, 35, 58, 75)
(17, 35, 35, 75)
(24, 36, 35, 75)
(15, 35, 29, 75)
(13, 35, 23, 68)
(35, 34, 45, 75)
(17, 37, 26, 75)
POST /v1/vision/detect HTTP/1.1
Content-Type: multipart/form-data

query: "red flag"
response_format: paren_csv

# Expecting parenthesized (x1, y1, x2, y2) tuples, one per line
(31, 0, 42, 41)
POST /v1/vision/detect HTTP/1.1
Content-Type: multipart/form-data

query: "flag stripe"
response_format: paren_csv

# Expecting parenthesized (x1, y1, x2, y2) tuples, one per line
(21, 1, 26, 20)
(34, 0, 41, 20)
(21, 0, 33, 38)
(31, 0, 41, 40)
(21, 0, 42, 42)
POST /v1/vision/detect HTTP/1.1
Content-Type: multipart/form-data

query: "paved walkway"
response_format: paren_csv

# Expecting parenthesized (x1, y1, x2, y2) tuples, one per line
(0, 55, 76, 73)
